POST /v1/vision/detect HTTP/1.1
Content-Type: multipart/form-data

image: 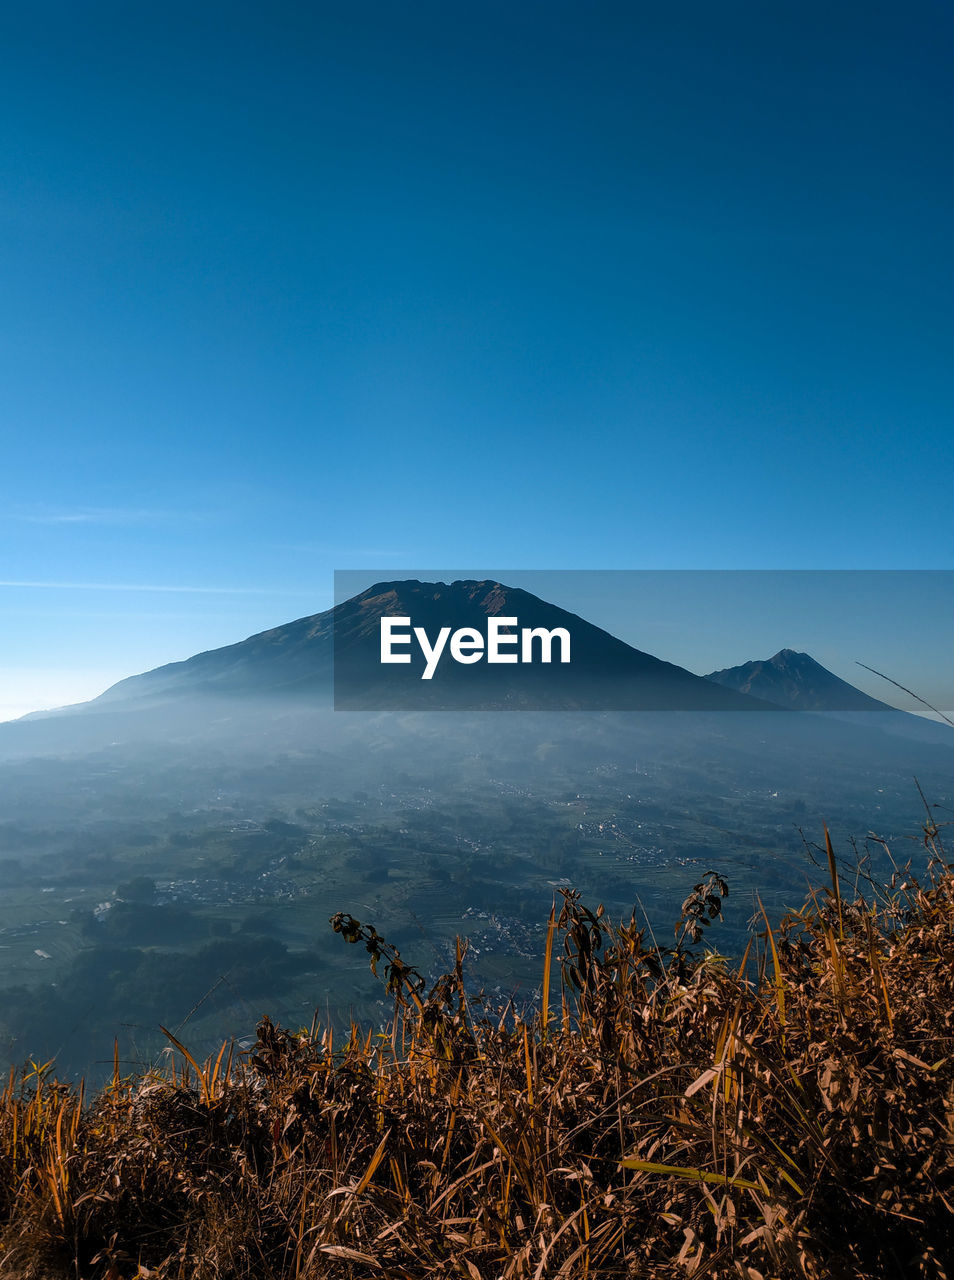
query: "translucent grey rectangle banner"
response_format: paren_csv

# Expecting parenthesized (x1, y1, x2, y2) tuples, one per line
(332, 570, 954, 717)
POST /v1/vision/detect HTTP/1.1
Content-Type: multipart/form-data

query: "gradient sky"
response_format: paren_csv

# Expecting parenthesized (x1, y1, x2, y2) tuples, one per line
(1, 1, 952, 719)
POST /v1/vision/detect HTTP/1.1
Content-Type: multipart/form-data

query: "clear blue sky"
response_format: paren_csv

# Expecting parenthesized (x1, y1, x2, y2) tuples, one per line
(2, 1, 952, 718)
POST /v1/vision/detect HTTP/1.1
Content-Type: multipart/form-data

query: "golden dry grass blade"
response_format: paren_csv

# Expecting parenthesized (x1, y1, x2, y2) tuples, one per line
(620, 1158, 762, 1191)
(352, 1127, 392, 1198)
(541, 902, 556, 1037)
(757, 895, 786, 1035)
(159, 1025, 208, 1104)
(824, 823, 844, 939)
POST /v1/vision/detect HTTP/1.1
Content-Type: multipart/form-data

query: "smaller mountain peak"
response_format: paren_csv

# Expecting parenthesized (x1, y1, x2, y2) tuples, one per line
(770, 648, 813, 664)
(707, 648, 892, 712)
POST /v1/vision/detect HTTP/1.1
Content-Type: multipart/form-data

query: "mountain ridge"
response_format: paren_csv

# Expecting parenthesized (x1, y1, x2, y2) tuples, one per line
(37, 578, 777, 715)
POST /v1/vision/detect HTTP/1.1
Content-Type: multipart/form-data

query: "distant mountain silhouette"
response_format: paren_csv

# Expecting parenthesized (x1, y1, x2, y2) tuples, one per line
(705, 649, 892, 712)
(706, 648, 954, 747)
(76, 579, 775, 713)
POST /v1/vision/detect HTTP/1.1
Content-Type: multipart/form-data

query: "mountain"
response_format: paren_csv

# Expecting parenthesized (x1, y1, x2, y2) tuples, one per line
(706, 648, 954, 746)
(705, 649, 892, 712)
(72, 579, 775, 713)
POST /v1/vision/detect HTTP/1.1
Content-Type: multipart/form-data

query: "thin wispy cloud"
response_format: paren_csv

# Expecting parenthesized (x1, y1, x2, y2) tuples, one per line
(0, 581, 314, 595)
(8, 506, 206, 527)
(274, 544, 409, 557)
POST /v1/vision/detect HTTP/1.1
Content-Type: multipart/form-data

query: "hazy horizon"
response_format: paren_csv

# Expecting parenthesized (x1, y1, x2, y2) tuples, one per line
(4, 569, 954, 722)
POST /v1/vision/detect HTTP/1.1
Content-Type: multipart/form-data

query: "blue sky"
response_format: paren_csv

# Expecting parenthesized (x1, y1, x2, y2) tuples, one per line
(1, 1, 952, 718)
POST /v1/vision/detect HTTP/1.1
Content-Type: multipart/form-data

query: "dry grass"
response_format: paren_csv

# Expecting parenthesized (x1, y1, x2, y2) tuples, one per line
(1, 823, 953, 1279)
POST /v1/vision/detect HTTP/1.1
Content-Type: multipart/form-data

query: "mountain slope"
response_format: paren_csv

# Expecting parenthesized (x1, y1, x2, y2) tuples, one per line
(705, 649, 892, 711)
